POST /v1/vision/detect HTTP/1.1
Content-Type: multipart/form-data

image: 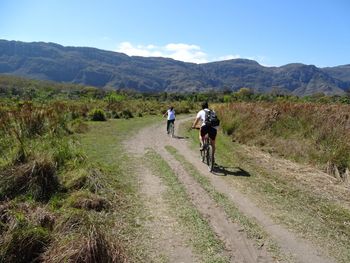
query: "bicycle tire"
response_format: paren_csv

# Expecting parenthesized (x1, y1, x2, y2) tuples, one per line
(200, 143, 205, 162)
(207, 145, 214, 172)
(168, 122, 174, 137)
(170, 123, 174, 137)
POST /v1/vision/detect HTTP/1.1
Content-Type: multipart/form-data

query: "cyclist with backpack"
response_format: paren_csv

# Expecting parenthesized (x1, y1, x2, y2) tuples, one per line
(191, 102, 220, 156)
(163, 106, 176, 134)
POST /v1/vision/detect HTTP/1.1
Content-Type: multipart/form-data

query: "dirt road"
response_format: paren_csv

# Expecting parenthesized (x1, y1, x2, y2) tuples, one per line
(126, 117, 336, 263)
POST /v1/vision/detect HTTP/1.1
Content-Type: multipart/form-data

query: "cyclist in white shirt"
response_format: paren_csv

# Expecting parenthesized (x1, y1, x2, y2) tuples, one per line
(191, 102, 218, 155)
(163, 106, 176, 134)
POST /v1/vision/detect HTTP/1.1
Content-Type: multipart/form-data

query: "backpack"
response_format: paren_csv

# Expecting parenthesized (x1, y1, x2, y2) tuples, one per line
(204, 109, 220, 127)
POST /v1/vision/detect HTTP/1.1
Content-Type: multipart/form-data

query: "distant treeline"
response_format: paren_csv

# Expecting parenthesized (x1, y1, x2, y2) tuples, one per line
(0, 74, 349, 104)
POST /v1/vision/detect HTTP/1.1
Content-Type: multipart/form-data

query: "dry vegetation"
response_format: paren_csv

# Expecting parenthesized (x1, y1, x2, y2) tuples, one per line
(0, 100, 128, 262)
(1, 78, 349, 262)
(0, 89, 199, 262)
(216, 102, 350, 182)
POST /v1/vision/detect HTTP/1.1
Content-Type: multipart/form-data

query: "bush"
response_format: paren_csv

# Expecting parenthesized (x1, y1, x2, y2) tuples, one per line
(69, 119, 89, 134)
(50, 137, 85, 168)
(43, 215, 127, 263)
(61, 167, 109, 194)
(67, 191, 110, 212)
(111, 110, 120, 119)
(89, 109, 107, 121)
(119, 109, 133, 119)
(0, 221, 50, 263)
(0, 157, 60, 202)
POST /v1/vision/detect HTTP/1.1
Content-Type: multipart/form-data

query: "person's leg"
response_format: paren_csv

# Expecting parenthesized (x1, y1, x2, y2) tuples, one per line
(199, 127, 205, 149)
(199, 131, 203, 148)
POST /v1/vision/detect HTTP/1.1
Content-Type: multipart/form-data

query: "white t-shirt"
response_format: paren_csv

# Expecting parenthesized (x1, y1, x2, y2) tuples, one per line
(167, 109, 176, 120)
(196, 109, 218, 129)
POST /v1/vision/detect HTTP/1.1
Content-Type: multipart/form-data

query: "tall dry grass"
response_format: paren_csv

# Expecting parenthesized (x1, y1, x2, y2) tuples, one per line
(0, 100, 129, 262)
(216, 102, 350, 180)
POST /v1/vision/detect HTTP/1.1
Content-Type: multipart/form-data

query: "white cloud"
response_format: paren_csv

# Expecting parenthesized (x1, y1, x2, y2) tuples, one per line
(115, 41, 269, 65)
(116, 42, 208, 63)
(117, 42, 163, 57)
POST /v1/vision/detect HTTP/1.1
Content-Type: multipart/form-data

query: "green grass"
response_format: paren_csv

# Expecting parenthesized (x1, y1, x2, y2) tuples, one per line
(180, 120, 350, 263)
(144, 149, 229, 263)
(79, 116, 160, 262)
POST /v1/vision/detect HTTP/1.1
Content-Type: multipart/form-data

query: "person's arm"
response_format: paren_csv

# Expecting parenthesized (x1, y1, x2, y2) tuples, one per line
(163, 110, 168, 117)
(192, 116, 201, 128)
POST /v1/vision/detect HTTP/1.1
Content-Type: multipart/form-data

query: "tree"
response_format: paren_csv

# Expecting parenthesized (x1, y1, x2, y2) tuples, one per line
(236, 87, 253, 101)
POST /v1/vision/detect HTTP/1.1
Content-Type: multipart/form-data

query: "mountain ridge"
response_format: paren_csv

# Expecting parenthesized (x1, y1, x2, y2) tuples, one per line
(0, 39, 349, 96)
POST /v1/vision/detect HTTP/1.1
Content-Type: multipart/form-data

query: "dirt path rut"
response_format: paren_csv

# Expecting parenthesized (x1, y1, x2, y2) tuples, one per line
(127, 117, 336, 263)
(136, 163, 197, 262)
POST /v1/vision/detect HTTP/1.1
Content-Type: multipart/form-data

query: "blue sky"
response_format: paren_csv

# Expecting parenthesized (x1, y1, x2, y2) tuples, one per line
(1, 0, 349, 67)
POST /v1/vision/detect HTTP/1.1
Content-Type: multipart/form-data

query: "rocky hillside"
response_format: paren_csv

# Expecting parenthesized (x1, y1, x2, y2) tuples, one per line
(0, 39, 349, 95)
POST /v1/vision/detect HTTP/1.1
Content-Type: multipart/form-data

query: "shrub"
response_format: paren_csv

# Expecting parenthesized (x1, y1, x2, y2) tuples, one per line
(0, 202, 11, 234)
(89, 109, 107, 121)
(50, 137, 85, 168)
(67, 191, 110, 212)
(0, 157, 59, 202)
(61, 167, 109, 194)
(111, 110, 120, 119)
(43, 216, 127, 263)
(69, 119, 89, 134)
(0, 220, 50, 263)
(119, 109, 133, 119)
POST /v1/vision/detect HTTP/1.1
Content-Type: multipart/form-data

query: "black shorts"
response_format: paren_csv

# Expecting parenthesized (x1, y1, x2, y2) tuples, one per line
(200, 125, 217, 140)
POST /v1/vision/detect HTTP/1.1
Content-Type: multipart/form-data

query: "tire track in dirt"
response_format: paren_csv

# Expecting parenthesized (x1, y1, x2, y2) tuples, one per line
(127, 118, 273, 263)
(134, 162, 197, 263)
(157, 146, 271, 263)
(127, 136, 198, 263)
(165, 117, 336, 263)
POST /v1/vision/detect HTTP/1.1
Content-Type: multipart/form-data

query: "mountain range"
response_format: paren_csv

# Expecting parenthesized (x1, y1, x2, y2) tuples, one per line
(0, 39, 349, 96)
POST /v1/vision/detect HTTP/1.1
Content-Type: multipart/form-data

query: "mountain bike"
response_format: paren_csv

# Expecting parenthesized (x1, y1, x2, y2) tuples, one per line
(168, 121, 174, 138)
(200, 135, 214, 172)
(190, 126, 215, 172)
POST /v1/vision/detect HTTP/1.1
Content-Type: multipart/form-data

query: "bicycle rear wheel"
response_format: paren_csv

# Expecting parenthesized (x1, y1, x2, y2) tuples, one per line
(207, 145, 214, 172)
(168, 122, 173, 137)
(170, 123, 174, 137)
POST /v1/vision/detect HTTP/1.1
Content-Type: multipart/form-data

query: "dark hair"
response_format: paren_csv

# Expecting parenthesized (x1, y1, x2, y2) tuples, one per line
(170, 106, 174, 111)
(201, 101, 208, 109)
